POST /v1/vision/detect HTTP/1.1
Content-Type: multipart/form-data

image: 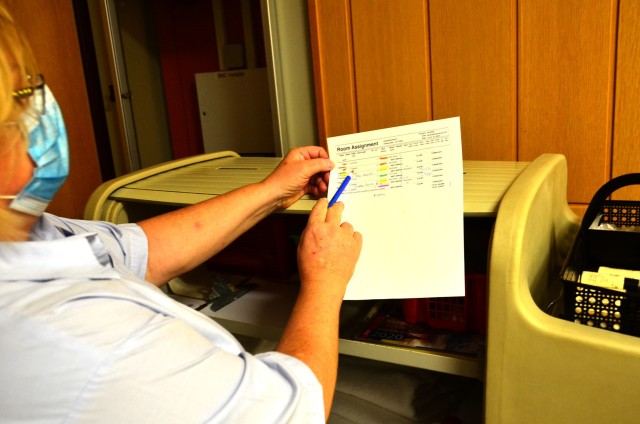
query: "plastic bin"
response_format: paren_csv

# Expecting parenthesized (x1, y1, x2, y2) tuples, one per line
(561, 173, 640, 335)
(401, 273, 487, 334)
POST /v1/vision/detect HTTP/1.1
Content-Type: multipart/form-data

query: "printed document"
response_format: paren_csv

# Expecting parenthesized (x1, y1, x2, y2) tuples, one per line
(326, 117, 465, 300)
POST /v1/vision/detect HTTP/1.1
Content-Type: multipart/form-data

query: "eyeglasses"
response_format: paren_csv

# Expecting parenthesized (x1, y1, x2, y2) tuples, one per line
(13, 74, 45, 115)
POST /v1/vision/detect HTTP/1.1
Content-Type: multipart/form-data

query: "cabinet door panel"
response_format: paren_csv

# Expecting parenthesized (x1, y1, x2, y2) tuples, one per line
(308, 0, 357, 144)
(351, 0, 431, 132)
(612, 0, 640, 200)
(430, 0, 517, 161)
(518, 0, 617, 203)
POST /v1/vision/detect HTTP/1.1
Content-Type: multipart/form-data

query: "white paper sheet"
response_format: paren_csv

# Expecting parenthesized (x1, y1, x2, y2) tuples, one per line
(326, 117, 465, 300)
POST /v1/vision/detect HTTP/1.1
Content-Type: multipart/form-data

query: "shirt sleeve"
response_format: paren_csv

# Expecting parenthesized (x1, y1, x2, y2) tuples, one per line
(40, 214, 149, 280)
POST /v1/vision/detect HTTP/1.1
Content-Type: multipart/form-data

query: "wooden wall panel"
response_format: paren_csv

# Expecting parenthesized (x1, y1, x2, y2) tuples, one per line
(309, 0, 631, 214)
(612, 0, 640, 200)
(350, 0, 431, 132)
(8, 0, 102, 219)
(308, 0, 357, 145)
(430, 0, 517, 161)
(518, 0, 617, 204)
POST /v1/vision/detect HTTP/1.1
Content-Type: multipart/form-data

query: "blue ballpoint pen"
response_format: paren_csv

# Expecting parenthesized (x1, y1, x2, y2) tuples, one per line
(328, 175, 351, 207)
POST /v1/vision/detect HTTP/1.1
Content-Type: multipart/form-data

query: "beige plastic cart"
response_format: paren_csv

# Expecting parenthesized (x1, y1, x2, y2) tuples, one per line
(485, 153, 640, 423)
(84, 151, 640, 422)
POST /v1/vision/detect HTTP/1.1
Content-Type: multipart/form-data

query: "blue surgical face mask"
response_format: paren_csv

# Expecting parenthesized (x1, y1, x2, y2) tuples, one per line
(1, 85, 70, 216)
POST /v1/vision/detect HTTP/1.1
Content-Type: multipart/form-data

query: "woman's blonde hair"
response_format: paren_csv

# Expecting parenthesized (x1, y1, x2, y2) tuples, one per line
(0, 3, 37, 123)
(0, 3, 39, 240)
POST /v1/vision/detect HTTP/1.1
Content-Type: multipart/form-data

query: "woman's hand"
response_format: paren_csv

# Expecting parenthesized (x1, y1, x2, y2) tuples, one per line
(297, 198, 362, 300)
(261, 146, 335, 210)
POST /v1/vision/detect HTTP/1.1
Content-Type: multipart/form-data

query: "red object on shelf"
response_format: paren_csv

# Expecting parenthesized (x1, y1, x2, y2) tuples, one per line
(205, 214, 307, 279)
(401, 273, 487, 334)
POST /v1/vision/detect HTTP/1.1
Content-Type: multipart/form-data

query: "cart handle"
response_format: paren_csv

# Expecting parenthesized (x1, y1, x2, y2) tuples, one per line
(582, 173, 640, 231)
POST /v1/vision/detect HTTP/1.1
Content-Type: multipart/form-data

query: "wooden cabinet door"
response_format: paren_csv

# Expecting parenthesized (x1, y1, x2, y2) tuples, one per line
(350, 0, 431, 132)
(612, 0, 640, 200)
(430, 0, 516, 162)
(309, 0, 638, 214)
(518, 0, 617, 205)
(308, 0, 358, 141)
(7, 0, 102, 219)
(309, 0, 431, 140)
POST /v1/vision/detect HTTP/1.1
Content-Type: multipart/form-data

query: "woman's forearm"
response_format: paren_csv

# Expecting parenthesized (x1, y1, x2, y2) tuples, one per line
(276, 284, 343, 420)
(139, 181, 278, 286)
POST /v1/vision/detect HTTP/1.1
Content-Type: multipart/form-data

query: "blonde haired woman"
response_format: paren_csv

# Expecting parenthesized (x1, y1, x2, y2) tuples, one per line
(0, 3, 42, 240)
(0, 3, 362, 422)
